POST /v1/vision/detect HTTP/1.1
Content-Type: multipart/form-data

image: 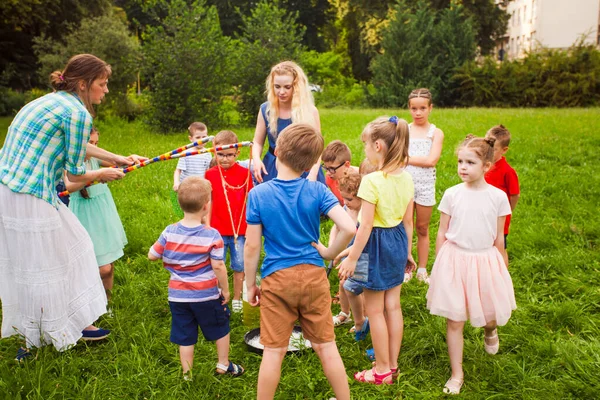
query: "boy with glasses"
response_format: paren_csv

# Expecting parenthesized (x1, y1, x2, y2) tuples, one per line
(205, 130, 254, 313)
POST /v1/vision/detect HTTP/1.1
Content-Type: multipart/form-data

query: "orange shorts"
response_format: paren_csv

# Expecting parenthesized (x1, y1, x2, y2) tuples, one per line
(260, 264, 335, 348)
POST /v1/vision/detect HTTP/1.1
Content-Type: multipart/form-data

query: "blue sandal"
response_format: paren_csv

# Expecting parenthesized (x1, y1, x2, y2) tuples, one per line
(354, 317, 370, 342)
(216, 361, 245, 377)
(366, 348, 375, 361)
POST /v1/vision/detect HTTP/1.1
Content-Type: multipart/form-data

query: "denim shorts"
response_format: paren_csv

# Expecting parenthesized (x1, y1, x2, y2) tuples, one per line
(223, 235, 245, 272)
(169, 299, 230, 345)
(343, 253, 368, 295)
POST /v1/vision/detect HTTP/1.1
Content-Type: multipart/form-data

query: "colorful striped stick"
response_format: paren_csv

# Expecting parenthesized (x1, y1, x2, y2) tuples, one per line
(58, 140, 252, 197)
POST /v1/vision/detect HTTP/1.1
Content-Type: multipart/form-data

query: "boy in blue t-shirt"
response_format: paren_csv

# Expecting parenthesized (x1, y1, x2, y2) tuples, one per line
(244, 123, 355, 400)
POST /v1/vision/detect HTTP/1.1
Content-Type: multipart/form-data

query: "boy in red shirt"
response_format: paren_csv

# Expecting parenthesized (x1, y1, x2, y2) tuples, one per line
(205, 130, 254, 313)
(485, 125, 520, 249)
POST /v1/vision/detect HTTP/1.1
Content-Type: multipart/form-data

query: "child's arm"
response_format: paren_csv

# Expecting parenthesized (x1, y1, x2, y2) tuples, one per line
(337, 200, 375, 280)
(211, 258, 230, 305)
(148, 251, 160, 261)
(407, 129, 444, 168)
(435, 212, 451, 255)
(64, 168, 124, 191)
(244, 224, 263, 306)
(173, 168, 181, 191)
(509, 194, 520, 210)
(328, 224, 339, 247)
(312, 204, 355, 261)
(495, 216, 508, 267)
(403, 200, 416, 272)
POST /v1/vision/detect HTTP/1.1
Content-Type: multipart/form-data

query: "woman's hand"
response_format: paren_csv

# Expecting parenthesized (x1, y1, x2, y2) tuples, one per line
(252, 157, 267, 183)
(99, 168, 125, 183)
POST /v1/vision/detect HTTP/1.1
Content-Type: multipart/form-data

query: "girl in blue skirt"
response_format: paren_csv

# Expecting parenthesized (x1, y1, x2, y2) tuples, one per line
(338, 116, 415, 385)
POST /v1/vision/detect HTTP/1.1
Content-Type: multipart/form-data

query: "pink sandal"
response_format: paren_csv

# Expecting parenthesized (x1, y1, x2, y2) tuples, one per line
(354, 367, 393, 385)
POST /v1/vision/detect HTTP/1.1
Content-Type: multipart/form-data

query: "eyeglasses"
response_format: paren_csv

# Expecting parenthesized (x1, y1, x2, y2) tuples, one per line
(322, 162, 345, 174)
(216, 152, 237, 159)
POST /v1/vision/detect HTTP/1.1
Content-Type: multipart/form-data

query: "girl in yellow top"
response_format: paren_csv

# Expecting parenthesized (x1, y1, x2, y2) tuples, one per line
(338, 116, 415, 385)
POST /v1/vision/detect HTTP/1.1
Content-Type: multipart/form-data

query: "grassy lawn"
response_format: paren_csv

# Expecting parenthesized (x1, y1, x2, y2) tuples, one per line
(0, 108, 599, 399)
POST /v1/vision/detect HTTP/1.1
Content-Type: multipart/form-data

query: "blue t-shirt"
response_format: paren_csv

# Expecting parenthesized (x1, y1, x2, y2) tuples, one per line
(246, 177, 339, 278)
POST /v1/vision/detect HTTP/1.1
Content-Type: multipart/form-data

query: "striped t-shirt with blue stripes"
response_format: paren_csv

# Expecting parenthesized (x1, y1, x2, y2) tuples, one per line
(150, 223, 225, 302)
(177, 153, 212, 181)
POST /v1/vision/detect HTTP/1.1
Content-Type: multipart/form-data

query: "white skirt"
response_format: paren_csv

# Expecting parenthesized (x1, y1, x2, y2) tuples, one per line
(0, 184, 107, 351)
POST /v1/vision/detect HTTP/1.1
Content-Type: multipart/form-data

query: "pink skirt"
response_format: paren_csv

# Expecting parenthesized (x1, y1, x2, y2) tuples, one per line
(426, 241, 516, 327)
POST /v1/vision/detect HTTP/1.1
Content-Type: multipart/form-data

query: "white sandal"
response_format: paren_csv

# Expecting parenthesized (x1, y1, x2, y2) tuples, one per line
(443, 377, 464, 395)
(403, 271, 413, 283)
(332, 311, 352, 327)
(484, 329, 499, 355)
(416, 270, 430, 284)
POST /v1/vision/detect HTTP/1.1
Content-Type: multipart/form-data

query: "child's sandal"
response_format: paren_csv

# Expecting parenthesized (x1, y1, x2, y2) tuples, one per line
(443, 377, 464, 395)
(484, 329, 499, 355)
(371, 361, 399, 382)
(354, 318, 370, 342)
(354, 367, 393, 385)
(216, 361, 245, 377)
(333, 311, 352, 327)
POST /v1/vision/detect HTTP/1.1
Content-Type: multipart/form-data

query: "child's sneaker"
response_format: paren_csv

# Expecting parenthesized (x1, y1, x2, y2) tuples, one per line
(216, 361, 245, 377)
(81, 328, 111, 341)
(232, 300, 243, 313)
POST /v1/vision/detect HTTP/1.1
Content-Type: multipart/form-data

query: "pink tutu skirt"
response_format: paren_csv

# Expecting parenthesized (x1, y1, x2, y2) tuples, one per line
(426, 241, 516, 327)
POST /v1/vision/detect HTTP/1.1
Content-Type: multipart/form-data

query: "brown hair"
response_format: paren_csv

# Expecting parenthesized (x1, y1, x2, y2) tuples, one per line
(322, 140, 352, 164)
(408, 88, 433, 106)
(359, 159, 378, 175)
(361, 117, 410, 174)
(276, 123, 324, 173)
(213, 130, 239, 146)
(486, 124, 511, 147)
(457, 134, 496, 164)
(339, 169, 362, 196)
(50, 54, 112, 117)
(188, 122, 207, 135)
(177, 176, 212, 213)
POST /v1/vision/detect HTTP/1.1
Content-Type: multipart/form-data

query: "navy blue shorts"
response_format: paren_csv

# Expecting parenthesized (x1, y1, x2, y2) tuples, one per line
(169, 299, 230, 345)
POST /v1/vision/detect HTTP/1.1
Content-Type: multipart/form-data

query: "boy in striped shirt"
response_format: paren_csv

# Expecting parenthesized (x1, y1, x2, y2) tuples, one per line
(149, 177, 244, 379)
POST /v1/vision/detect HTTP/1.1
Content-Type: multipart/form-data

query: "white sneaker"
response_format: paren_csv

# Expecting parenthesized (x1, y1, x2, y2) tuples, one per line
(232, 299, 243, 313)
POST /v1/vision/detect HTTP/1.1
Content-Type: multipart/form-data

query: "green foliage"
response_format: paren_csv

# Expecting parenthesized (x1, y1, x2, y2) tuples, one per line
(141, 0, 231, 133)
(0, 88, 27, 117)
(452, 41, 600, 107)
(234, 1, 305, 124)
(300, 50, 348, 87)
(370, 0, 476, 107)
(32, 11, 141, 119)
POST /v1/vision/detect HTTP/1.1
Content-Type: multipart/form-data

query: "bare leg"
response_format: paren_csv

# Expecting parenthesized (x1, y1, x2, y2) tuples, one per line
(383, 285, 402, 371)
(179, 344, 195, 374)
(339, 281, 350, 316)
(257, 346, 287, 400)
(233, 271, 244, 301)
(415, 204, 434, 270)
(446, 319, 465, 381)
(99, 263, 114, 300)
(363, 289, 390, 373)
(215, 333, 230, 367)
(484, 320, 499, 347)
(346, 290, 365, 331)
(312, 341, 350, 400)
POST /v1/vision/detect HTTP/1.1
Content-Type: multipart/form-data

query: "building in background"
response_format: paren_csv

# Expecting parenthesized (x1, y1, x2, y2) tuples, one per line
(497, 0, 600, 60)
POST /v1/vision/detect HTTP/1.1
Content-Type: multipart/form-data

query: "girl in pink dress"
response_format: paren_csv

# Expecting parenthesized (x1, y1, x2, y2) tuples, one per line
(427, 134, 517, 395)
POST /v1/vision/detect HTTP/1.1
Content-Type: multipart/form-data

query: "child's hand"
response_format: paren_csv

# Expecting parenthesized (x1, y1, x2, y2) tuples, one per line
(99, 168, 125, 183)
(246, 284, 261, 307)
(406, 255, 416, 274)
(173, 182, 180, 191)
(221, 290, 230, 305)
(333, 247, 350, 266)
(337, 258, 357, 280)
(127, 154, 148, 164)
(311, 241, 333, 260)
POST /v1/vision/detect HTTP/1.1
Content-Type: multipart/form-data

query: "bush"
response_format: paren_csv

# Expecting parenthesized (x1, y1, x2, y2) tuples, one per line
(300, 51, 348, 87)
(314, 80, 372, 108)
(141, 0, 232, 133)
(451, 40, 600, 107)
(0, 88, 27, 116)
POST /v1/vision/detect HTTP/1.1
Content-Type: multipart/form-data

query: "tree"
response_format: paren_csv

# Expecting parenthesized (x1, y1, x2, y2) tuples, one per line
(370, 0, 476, 107)
(234, 1, 305, 123)
(141, 0, 232, 132)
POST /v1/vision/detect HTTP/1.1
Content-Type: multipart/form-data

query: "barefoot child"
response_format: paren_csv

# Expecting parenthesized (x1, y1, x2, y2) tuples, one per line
(338, 116, 415, 385)
(149, 177, 244, 380)
(205, 130, 253, 313)
(245, 123, 355, 400)
(427, 135, 516, 395)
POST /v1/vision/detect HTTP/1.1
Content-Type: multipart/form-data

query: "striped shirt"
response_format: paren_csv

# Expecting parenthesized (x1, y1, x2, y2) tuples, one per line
(150, 223, 225, 302)
(0, 91, 92, 207)
(177, 152, 212, 181)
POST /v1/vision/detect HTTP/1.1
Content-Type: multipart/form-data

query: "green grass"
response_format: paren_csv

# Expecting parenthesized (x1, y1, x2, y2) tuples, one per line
(1, 108, 599, 399)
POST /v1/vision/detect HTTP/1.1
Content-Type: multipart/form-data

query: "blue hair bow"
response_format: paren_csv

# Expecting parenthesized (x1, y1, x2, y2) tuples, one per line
(389, 116, 399, 125)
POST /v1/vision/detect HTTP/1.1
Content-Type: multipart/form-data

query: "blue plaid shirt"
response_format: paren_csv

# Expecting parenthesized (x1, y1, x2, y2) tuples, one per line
(0, 91, 92, 207)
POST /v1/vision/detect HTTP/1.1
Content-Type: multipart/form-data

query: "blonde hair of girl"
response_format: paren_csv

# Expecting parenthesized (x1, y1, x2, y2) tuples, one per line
(265, 61, 315, 135)
(361, 116, 410, 174)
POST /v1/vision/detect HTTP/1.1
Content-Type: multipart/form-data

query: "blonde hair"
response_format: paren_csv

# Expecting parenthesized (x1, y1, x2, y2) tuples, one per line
(265, 61, 315, 135)
(457, 134, 496, 164)
(486, 124, 511, 147)
(276, 123, 323, 173)
(213, 130, 238, 146)
(188, 122, 207, 135)
(361, 117, 410, 174)
(50, 54, 112, 117)
(339, 169, 362, 196)
(322, 140, 352, 164)
(408, 88, 433, 107)
(177, 177, 212, 213)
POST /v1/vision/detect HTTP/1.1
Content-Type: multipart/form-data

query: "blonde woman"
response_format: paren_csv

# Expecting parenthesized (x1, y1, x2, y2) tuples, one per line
(251, 61, 325, 184)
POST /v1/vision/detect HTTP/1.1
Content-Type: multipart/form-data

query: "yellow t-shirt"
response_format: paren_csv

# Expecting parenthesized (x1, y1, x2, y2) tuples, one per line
(357, 170, 414, 228)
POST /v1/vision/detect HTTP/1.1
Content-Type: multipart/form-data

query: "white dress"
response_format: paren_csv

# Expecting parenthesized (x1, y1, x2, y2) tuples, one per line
(405, 123, 437, 206)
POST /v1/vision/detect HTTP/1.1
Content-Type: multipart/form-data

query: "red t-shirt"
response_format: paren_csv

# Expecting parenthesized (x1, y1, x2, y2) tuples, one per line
(484, 157, 519, 234)
(326, 175, 344, 205)
(205, 163, 253, 236)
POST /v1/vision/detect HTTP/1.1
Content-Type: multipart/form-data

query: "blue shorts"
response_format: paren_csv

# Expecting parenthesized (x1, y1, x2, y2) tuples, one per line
(342, 253, 369, 295)
(223, 235, 245, 272)
(169, 299, 230, 345)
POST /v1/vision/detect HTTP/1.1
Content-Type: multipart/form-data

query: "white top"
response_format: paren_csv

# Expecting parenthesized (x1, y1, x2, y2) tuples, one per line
(438, 183, 511, 250)
(405, 123, 436, 183)
(177, 153, 212, 181)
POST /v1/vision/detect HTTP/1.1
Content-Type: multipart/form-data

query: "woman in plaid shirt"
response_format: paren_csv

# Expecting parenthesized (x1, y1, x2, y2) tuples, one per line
(0, 54, 140, 360)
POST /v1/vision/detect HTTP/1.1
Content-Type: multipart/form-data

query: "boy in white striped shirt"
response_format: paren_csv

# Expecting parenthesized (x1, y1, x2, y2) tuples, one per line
(173, 122, 213, 191)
